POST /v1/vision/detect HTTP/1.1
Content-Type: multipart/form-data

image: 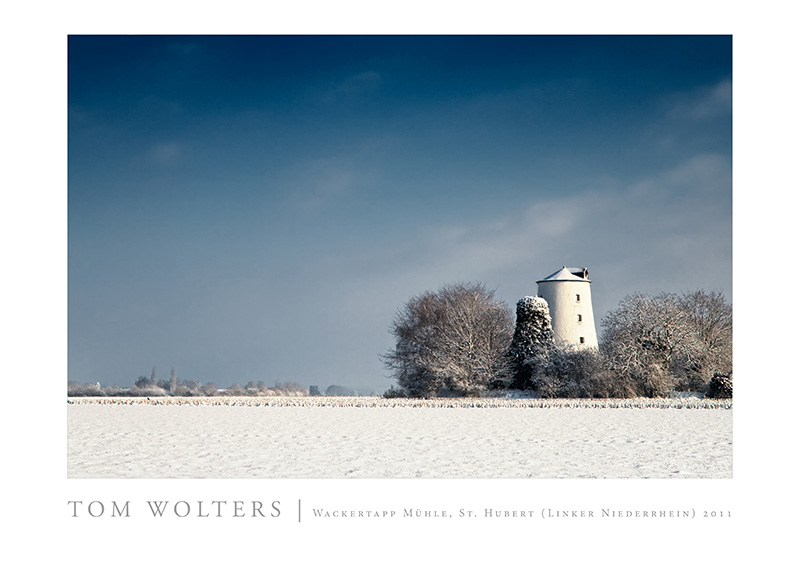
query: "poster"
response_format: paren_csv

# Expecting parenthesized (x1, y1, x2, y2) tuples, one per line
(4, 2, 793, 563)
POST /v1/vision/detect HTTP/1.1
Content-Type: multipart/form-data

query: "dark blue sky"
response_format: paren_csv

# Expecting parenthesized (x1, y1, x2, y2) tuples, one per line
(68, 35, 732, 391)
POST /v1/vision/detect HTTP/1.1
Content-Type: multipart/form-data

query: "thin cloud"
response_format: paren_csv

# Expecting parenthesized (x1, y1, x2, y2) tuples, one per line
(320, 71, 382, 103)
(341, 152, 731, 322)
(667, 79, 732, 121)
(285, 155, 379, 209)
(147, 142, 182, 165)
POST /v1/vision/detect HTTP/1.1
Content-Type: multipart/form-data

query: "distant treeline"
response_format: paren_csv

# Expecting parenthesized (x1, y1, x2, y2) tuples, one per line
(67, 372, 373, 398)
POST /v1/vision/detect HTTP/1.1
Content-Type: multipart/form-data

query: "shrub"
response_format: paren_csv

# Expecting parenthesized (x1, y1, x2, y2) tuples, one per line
(326, 384, 356, 396)
(128, 385, 167, 397)
(67, 381, 104, 397)
(707, 372, 732, 399)
(274, 381, 307, 395)
(200, 382, 218, 396)
(223, 384, 248, 396)
(383, 386, 408, 398)
(529, 347, 605, 398)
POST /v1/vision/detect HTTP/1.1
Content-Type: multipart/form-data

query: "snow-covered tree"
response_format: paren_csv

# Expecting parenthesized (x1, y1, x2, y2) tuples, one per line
(383, 282, 514, 397)
(507, 296, 555, 390)
(528, 346, 609, 398)
(600, 290, 732, 397)
(673, 290, 733, 391)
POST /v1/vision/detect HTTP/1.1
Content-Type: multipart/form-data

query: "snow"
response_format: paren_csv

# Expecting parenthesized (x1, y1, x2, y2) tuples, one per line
(537, 266, 590, 282)
(67, 397, 732, 479)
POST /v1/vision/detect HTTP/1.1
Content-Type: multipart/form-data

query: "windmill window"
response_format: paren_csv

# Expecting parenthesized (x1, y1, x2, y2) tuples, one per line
(580, 337, 585, 344)
(577, 314, 583, 322)
(576, 294, 581, 303)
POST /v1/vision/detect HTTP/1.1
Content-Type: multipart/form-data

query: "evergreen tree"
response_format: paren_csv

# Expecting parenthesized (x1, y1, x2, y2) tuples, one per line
(507, 296, 554, 389)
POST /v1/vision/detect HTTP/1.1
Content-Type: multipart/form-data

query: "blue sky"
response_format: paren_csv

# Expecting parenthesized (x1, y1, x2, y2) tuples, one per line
(68, 35, 732, 392)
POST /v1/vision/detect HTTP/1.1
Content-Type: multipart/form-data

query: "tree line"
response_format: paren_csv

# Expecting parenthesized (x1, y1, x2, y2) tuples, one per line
(67, 368, 367, 398)
(382, 282, 732, 399)
(68, 282, 733, 400)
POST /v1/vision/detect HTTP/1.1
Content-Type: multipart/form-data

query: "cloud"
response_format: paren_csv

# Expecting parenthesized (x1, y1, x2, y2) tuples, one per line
(667, 79, 732, 121)
(147, 142, 182, 165)
(662, 153, 731, 191)
(333, 152, 732, 330)
(289, 159, 355, 208)
(285, 155, 380, 210)
(320, 71, 382, 103)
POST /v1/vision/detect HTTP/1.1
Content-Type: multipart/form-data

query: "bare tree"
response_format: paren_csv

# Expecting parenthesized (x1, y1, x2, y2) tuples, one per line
(200, 382, 218, 396)
(383, 282, 514, 397)
(674, 290, 733, 390)
(600, 290, 732, 396)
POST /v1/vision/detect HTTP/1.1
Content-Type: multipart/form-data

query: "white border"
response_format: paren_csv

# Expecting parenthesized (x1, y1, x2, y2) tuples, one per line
(4, 2, 795, 562)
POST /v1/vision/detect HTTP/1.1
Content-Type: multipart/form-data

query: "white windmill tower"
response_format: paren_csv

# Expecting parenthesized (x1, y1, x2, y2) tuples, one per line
(536, 266, 598, 350)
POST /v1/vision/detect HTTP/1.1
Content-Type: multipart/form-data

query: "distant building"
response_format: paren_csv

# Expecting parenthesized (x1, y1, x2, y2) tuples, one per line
(536, 266, 598, 349)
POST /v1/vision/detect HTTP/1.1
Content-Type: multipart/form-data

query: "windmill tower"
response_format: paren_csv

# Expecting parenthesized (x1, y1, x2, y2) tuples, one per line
(536, 266, 598, 349)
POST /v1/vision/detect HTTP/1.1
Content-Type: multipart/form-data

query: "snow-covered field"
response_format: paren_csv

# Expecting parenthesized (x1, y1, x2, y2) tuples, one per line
(67, 397, 732, 478)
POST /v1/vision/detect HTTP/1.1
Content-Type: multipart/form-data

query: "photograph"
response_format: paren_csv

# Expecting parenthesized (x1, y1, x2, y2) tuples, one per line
(67, 35, 733, 480)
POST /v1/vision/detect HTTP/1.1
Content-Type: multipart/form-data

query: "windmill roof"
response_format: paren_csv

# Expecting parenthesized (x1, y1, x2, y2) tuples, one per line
(536, 266, 591, 283)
